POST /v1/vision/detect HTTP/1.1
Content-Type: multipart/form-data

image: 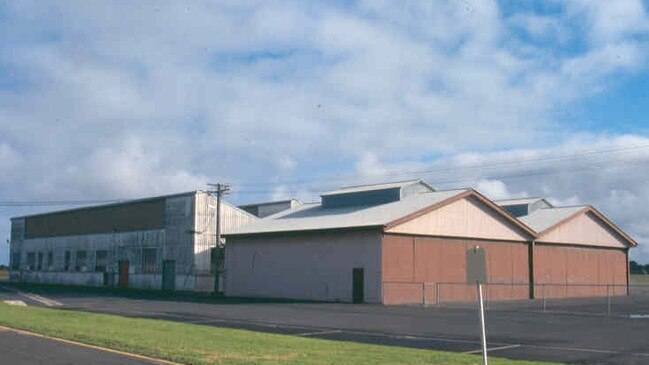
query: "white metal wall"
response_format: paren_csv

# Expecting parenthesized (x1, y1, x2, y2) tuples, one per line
(193, 192, 257, 274)
(224, 230, 382, 303)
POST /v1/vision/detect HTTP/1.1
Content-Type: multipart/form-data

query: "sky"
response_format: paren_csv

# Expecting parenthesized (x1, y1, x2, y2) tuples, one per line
(0, 0, 648, 264)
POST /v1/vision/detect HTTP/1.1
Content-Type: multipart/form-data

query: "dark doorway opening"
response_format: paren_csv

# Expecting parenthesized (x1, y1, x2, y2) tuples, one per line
(352, 267, 364, 303)
(162, 260, 176, 291)
(118, 261, 129, 288)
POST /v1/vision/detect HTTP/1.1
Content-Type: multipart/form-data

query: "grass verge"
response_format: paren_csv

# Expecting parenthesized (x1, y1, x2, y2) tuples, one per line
(0, 303, 558, 365)
(630, 274, 649, 285)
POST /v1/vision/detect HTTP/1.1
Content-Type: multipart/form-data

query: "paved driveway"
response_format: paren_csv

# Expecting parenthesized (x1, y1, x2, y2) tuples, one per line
(2, 285, 648, 364)
(0, 327, 167, 365)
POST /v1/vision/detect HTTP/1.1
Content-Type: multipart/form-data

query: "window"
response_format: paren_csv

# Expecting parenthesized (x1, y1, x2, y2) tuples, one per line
(26, 252, 35, 270)
(37, 252, 43, 271)
(95, 251, 108, 272)
(11, 253, 20, 270)
(76, 251, 88, 272)
(64, 251, 71, 271)
(142, 248, 157, 274)
(47, 251, 53, 271)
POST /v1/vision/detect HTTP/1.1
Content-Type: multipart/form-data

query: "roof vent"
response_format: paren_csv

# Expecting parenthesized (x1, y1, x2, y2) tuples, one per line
(321, 180, 434, 208)
(238, 199, 301, 218)
(495, 197, 553, 217)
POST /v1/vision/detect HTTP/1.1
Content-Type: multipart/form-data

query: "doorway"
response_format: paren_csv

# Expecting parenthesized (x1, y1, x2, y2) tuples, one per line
(118, 261, 129, 288)
(352, 267, 364, 303)
(162, 260, 176, 291)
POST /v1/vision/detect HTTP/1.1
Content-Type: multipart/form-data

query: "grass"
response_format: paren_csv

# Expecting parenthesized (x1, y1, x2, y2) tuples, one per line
(630, 274, 649, 285)
(0, 303, 559, 365)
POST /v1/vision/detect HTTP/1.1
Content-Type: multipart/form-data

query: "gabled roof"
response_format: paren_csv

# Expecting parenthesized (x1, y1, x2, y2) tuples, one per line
(225, 188, 536, 238)
(520, 206, 637, 247)
(321, 179, 433, 196)
(519, 206, 585, 233)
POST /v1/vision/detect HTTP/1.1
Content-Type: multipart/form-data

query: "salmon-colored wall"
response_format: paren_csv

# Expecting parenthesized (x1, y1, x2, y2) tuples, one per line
(382, 234, 529, 305)
(534, 244, 627, 298)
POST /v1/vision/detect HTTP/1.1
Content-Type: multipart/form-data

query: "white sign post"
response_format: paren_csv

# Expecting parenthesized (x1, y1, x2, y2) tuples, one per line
(467, 246, 488, 365)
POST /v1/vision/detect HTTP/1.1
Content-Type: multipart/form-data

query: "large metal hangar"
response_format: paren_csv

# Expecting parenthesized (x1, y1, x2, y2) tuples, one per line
(9, 191, 256, 292)
(224, 180, 637, 304)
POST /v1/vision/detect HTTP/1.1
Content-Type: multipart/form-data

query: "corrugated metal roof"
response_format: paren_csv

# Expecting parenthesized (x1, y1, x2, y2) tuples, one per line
(495, 197, 547, 206)
(519, 206, 586, 233)
(226, 189, 468, 235)
(321, 179, 432, 196)
(11, 191, 254, 220)
(238, 198, 301, 208)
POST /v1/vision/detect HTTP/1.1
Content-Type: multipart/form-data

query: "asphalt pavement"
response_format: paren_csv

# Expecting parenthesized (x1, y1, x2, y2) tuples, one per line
(0, 327, 167, 365)
(2, 285, 649, 364)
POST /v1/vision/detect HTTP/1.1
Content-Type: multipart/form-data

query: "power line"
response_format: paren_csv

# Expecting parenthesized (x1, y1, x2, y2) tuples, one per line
(232, 156, 649, 196)
(234, 144, 649, 188)
(0, 145, 647, 205)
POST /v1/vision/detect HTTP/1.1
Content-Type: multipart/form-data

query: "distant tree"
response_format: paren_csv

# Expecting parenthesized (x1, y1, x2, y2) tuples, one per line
(630, 261, 648, 275)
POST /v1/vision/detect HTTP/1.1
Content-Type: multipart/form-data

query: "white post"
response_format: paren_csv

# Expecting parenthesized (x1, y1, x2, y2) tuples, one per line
(607, 284, 611, 317)
(477, 282, 488, 365)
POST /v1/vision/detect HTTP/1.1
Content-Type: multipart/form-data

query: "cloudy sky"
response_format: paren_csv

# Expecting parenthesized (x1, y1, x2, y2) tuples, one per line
(0, 1, 648, 264)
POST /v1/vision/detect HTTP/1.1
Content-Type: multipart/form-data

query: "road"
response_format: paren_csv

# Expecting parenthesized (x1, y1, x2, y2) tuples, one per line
(2, 285, 649, 364)
(0, 327, 168, 365)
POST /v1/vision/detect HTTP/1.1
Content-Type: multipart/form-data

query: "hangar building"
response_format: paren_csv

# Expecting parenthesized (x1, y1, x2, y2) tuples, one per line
(9, 191, 256, 291)
(224, 180, 636, 304)
(497, 197, 634, 298)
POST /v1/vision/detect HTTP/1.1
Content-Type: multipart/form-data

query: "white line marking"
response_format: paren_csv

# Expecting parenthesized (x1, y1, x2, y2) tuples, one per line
(20, 292, 63, 307)
(521, 343, 649, 357)
(185, 319, 225, 324)
(3, 300, 27, 307)
(298, 330, 342, 337)
(465, 344, 521, 354)
(0, 286, 62, 307)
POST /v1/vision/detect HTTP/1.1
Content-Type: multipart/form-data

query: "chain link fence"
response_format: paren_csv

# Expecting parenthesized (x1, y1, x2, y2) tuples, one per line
(418, 282, 649, 317)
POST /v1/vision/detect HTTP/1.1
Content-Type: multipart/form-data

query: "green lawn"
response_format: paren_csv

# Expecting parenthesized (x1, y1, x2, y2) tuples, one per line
(630, 274, 649, 285)
(0, 303, 558, 365)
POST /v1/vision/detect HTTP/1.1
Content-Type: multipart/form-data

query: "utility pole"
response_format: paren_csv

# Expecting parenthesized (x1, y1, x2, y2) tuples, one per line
(207, 183, 230, 296)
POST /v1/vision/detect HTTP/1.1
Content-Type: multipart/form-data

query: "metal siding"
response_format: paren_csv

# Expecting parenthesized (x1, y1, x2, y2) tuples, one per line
(381, 235, 414, 283)
(10, 193, 200, 291)
(386, 195, 529, 241)
(382, 234, 529, 305)
(193, 192, 257, 274)
(224, 230, 382, 303)
(24, 199, 166, 238)
(538, 211, 628, 248)
(534, 244, 627, 298)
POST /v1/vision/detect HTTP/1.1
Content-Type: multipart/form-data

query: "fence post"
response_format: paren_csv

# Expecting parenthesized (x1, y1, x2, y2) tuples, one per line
(485, 284, 490, 311)
(435, 282, 440, 307)
(607, 284, 611, 317)
(542, 284, 546, 312)
(422, 283, 426, 306)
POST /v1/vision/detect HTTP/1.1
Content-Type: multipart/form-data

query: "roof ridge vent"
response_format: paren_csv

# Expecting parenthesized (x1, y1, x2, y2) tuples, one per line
(321, 179, 434, 208)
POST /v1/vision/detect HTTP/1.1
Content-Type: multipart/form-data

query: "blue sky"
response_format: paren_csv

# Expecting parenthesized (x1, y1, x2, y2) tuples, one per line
(0, 0, 648, 264)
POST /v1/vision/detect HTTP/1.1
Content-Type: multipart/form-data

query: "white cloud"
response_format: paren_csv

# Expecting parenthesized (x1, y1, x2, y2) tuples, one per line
(0, 1, 648, 264)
